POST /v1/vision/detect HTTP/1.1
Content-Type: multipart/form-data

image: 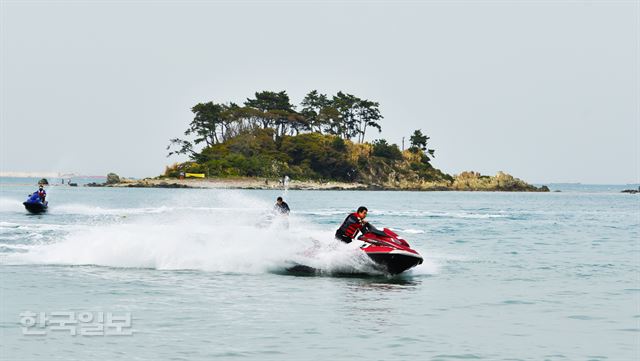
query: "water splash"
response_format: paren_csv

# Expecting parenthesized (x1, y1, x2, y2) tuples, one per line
(0, 197, 25, 213)
(3, 191, 434, 276)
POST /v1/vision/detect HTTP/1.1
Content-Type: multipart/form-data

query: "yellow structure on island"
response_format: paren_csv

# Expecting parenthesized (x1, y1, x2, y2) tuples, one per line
(185, 173, 205, 178)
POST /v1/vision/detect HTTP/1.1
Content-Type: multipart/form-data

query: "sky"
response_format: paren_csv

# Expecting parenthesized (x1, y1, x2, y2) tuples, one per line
(1, 0, 638, 184)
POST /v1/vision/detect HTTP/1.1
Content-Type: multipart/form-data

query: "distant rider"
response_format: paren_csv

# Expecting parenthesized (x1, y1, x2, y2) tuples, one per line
(274, 197, 290, 215)
(335, 206, 371, 244)
(37, 185, 46, 203)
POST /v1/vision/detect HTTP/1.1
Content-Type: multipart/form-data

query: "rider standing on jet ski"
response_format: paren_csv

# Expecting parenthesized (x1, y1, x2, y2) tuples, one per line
(37, 185, 46, 203)
(335, 206, 371, 244)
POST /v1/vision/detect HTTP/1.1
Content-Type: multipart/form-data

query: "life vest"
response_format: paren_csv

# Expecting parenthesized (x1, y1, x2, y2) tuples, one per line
(337, 213, 365, 239)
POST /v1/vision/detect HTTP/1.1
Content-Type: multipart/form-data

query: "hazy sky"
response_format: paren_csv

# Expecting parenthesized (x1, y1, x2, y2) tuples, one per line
(1, 0, 638, 184)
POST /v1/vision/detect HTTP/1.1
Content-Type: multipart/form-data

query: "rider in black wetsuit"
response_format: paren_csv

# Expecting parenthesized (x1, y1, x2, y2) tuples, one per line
(274, 197, 290, 215)
(335, 206, 371, 244)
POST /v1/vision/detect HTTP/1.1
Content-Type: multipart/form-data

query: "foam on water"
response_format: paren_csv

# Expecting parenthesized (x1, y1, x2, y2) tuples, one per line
(0, 197, 25, 212)
(52, 204, 178, 216)
(406, 258, 439, 276)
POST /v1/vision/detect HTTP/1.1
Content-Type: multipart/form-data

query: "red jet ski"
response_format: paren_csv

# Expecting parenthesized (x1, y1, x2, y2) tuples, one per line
(358, 226, 423, 274)
(286, 226, 423, 276)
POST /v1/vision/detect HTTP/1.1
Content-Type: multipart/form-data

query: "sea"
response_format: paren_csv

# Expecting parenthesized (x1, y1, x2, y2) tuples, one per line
(0, 177, 638, 361)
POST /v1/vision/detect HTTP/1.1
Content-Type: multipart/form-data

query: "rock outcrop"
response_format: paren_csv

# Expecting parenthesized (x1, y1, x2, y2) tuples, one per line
(451, 171, 548, 192)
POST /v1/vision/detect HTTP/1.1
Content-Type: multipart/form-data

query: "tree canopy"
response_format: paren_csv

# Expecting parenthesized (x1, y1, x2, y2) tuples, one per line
(166, 90, 442, 183)
(409, 129, 435, 161)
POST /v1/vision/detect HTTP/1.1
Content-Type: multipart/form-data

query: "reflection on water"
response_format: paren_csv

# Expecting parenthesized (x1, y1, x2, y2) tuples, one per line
(347, 276, 422, 290)
(336, 277, 423, 332)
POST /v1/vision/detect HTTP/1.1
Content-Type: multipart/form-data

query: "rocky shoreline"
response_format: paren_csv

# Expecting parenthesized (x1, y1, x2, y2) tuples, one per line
(88, 171, 549, 192)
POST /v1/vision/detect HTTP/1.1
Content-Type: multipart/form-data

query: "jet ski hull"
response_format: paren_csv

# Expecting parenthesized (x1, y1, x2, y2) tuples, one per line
(365, 251, 423, 275)
(23, 201, 47, 214)
(359, 228, 423, 274)
(285, 228, 424, 276)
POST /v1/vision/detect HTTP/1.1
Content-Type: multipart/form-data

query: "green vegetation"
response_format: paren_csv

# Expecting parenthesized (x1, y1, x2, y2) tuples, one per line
(163, 90, 547, 191)
(165, 90, 449, 184)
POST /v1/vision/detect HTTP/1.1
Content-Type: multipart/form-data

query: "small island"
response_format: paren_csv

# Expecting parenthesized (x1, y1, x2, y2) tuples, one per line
(110, 90, 548, 192)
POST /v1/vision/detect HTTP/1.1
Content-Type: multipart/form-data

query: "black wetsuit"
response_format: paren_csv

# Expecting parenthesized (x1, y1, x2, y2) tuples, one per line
(274, 202, 290, 215)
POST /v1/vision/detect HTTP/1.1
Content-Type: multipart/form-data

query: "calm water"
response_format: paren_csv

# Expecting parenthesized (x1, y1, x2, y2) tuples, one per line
(1, 179, 638, 360)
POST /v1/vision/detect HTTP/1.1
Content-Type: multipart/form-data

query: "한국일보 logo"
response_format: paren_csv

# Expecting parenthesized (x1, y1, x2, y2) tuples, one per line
(19, 311, 134, 336)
